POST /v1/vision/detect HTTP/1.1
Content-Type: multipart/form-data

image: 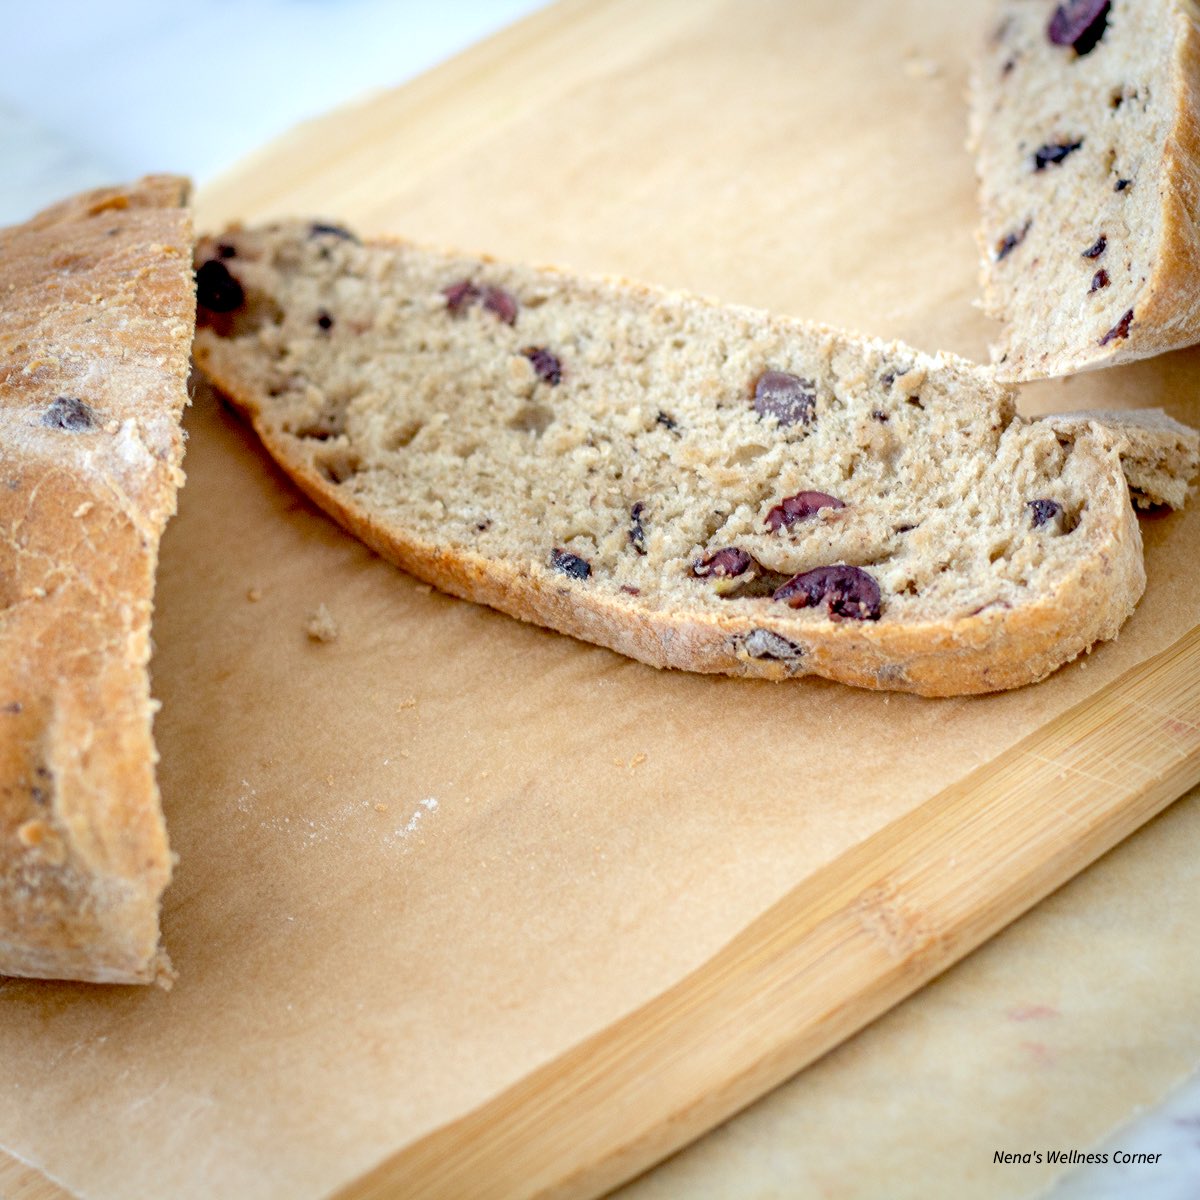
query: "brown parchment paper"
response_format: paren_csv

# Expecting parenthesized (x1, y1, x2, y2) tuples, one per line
(1, 1, 1198, 1197)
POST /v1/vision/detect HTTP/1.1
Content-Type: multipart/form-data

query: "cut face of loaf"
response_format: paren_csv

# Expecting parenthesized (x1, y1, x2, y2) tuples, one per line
(972, 0, 1200, 379)
(193, 222, 1163, 697)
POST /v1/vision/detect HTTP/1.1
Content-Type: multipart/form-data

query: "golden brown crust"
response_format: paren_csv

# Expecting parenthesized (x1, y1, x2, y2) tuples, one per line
(1131, 0, 1200, 355)
(0, 176, 194, 984)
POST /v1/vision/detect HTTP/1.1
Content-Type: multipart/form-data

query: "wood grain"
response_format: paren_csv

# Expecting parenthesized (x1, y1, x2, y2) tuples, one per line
(196, 0, 724, 234)
(340, 625, 1200, 1199)
(0, 1148, 75, 1200)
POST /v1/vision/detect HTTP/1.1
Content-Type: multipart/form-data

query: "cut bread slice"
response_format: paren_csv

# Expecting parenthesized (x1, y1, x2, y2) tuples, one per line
(0, 177, 194, 984)
(971, 0, 1200, 379)
(1039, 407, 1200, 508)
(193, 222, 1191, 696)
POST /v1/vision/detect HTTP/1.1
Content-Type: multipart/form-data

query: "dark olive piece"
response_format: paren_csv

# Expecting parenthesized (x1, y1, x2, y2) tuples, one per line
(764, 490, 845, 532)
(195, 259, 245, 313)
(309, 222, 360, 242)
(41, 396, 96, 432)
(629, 502, 647, 555)
(1027, 499, 1063, 528)
(772, 565, 882, 622)
(482, 286, 518, 326)
(692, 547, 753, 578)
(1047, 0, 1110, 55)
(1099, 308, 1134, 346)
(1033, 140, 1083, 170)
(522, 347, 562, 385)
(996, 220, 1032, 261)
(550, 549, 591, 579)
(752, 370, 816, 428)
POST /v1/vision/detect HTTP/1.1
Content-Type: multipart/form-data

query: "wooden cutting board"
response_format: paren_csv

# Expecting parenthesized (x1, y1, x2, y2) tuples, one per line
(4, 2, 1200, 1199)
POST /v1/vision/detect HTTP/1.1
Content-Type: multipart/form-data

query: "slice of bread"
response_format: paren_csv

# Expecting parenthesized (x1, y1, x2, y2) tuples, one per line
(1040, 407, 1200, 509)
(971, 0, 1200, 379)
(0, 177, 194, 984)
(192, 222, 1192, 697)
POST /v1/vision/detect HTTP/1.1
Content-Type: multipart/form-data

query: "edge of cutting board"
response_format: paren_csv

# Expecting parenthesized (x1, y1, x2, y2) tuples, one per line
(0, 1147, 76, 1200)
(334, 623, 1200, 1200)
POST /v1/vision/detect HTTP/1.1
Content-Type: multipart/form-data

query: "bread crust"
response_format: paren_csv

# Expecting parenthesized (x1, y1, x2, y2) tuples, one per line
(0, 177, 194, 983)
(1131, 0, 1200, 359)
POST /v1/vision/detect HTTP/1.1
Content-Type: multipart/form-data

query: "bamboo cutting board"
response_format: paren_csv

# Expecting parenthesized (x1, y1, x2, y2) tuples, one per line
(3, 2, 1200, 1198)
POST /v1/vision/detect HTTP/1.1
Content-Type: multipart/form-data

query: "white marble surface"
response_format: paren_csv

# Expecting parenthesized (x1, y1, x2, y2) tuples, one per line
(2, 4, 1198, 1198)
(1, 0, 547, 223)
(1046, 1073, 1200, 1200)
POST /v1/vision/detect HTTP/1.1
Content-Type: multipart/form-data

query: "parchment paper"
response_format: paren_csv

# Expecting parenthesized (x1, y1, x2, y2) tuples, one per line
(1, 1, 1198, 1197)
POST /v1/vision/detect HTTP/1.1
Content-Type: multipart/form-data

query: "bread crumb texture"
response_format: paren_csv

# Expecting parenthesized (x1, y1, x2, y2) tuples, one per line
(972, 0, 1200, 378)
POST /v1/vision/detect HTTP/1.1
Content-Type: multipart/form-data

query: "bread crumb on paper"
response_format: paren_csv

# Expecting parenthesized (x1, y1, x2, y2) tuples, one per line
(902, 54, 941, 79)
(614, 753, 648, 770)
(305, 603, 339, 643)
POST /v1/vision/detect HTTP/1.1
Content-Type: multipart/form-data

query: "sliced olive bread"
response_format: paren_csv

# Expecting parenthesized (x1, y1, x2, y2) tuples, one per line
(192, 222, 1194, 696)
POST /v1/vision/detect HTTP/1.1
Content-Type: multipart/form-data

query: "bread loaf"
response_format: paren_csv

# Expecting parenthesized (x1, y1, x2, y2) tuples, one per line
(0, 177, 194, 984)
